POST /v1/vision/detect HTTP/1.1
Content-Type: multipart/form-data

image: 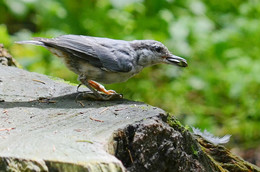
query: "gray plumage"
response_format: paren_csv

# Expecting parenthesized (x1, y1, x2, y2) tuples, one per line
(16, 35, 188, 100)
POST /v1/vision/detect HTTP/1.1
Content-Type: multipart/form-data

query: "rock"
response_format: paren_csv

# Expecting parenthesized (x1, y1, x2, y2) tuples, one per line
(0, 65, 164, 171)
(0, 65, 259, 172)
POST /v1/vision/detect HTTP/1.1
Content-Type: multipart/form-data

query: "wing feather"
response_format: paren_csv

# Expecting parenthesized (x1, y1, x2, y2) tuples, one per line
(35, 35, 133, 72)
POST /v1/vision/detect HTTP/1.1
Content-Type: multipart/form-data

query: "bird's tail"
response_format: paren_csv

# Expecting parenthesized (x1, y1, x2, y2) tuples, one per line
(15, 40, 45, 46)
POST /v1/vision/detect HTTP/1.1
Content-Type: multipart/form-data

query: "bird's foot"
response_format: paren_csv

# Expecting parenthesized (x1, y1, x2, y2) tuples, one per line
(87, 80, 117, 95)
(86, 80, 123, 100)
(77, 76, 123, 100)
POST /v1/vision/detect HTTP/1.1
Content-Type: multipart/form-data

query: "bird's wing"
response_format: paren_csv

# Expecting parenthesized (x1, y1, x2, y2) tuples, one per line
(34, 35, 133, 72)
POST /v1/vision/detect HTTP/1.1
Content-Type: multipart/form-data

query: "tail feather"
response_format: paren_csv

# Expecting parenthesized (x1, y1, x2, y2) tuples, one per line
(15, 40, 45, 46)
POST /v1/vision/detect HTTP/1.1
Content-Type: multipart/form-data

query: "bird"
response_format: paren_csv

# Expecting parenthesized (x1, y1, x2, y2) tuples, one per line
(16, 35, 188, 100)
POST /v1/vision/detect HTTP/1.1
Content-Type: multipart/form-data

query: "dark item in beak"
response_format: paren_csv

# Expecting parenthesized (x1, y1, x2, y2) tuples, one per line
(166, 55, 188, 67)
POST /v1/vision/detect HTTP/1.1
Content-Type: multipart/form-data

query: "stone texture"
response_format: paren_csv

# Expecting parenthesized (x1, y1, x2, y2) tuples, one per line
(0, 65, 259, 172)
(0, 65, 164, 172)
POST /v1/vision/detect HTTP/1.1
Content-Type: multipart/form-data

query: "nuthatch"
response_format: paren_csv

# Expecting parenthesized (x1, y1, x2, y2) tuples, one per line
(16, 35, 188, 100)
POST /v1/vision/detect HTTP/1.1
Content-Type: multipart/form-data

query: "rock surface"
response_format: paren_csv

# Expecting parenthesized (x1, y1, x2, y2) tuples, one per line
(0, 65, 259, 172)
(0, 65, 166, 171)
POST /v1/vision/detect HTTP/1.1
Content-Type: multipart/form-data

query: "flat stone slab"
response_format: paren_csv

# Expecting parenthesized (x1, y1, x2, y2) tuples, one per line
(0, 65, 165, 171)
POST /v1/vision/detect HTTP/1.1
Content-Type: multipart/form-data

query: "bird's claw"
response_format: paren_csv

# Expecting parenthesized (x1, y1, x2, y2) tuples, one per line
(77, 77, 122, 100)
(77, 84, 82, 93)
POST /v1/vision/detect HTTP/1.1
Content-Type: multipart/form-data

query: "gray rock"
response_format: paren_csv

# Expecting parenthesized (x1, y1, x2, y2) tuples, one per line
(0, 65, 165, 172)
(1, 65, 259, 172)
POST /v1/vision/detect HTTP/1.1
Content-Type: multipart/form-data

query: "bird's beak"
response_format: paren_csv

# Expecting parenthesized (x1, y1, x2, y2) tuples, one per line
(165, 54, 188, 67)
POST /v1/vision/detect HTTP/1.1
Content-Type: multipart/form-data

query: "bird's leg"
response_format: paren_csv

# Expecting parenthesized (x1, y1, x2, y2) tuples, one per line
(78, 74, 122, 100)
(79, 78, 104, 99)
(76, 84, 82, 92)
(87, 80, 117, 95)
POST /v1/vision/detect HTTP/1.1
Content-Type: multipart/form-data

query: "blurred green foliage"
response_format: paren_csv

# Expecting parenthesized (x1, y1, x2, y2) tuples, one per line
(0, 0, 259, 149)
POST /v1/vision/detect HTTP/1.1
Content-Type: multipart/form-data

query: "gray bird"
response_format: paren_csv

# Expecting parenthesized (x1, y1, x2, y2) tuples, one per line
(16, 35, 188, 100)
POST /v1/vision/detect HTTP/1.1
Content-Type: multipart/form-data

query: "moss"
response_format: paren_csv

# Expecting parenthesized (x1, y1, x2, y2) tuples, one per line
(196, 137, 260, 172)
(191, 144, 198, 157)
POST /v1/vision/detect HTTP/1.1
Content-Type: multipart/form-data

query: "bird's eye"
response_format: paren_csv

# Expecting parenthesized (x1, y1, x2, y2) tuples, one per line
(155, 46, 162, 53)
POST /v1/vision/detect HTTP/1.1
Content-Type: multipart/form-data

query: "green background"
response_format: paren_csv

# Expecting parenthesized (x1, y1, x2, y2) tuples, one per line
(1, 0, 259, 156)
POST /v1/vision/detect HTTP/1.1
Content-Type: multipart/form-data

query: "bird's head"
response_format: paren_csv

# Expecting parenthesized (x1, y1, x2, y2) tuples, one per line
(131, 40, 188, 67)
